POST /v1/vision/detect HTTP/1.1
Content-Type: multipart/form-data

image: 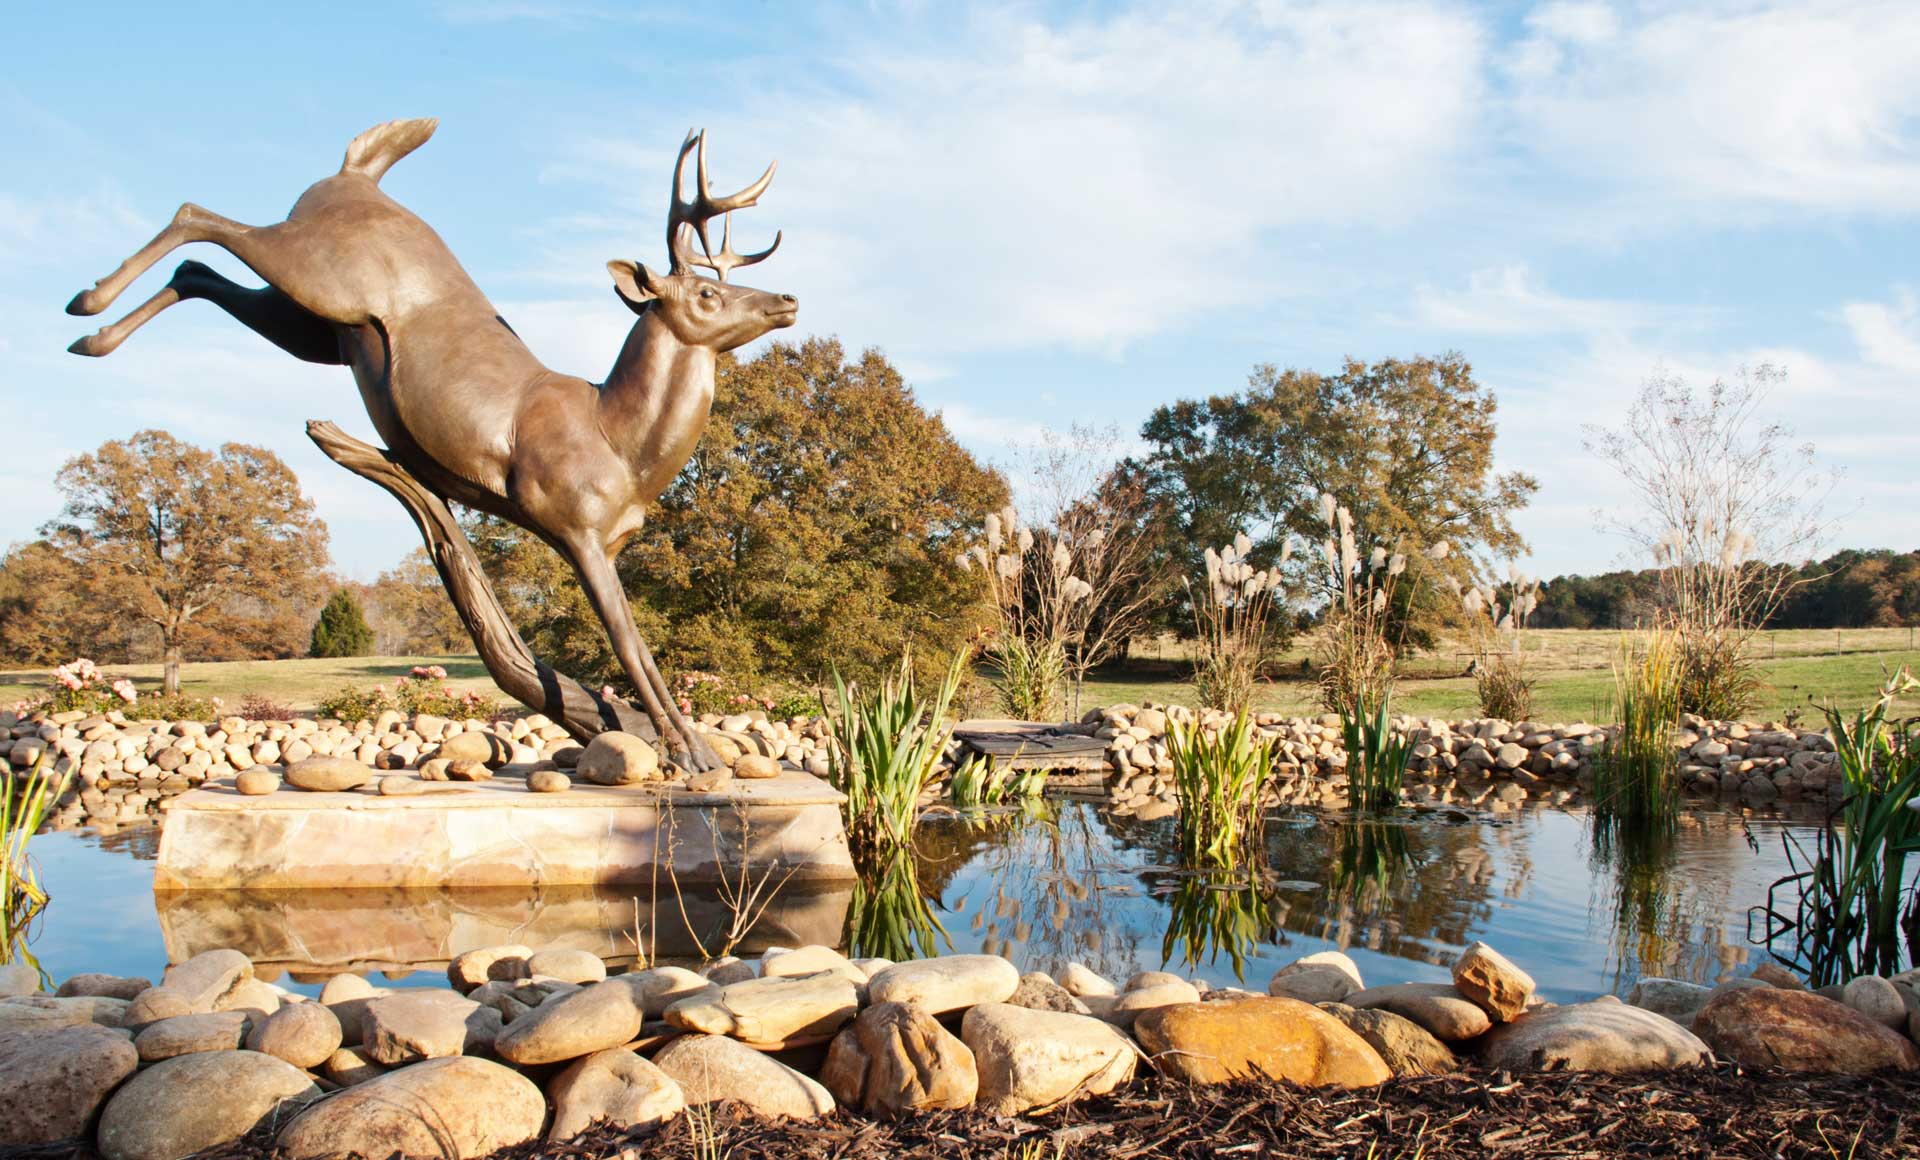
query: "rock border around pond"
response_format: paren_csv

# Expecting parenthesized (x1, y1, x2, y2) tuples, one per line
(2, 940, 1916, 1158)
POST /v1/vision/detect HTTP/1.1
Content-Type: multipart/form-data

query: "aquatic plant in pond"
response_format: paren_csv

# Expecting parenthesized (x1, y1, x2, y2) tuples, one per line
(824, 652, 965, 859)
(1341, 694, 1413, 812)
(845, 847, 948, 961)
(947, 758, 1045, 810)
(1591, 632, 1683, 826)
(1324, 815, 1414, 917)
(1755, 670, 1920, 985)
(1159, 873, 1283, 979)
(1166, 711, 1277, 869)
(2, 756, 71, 976)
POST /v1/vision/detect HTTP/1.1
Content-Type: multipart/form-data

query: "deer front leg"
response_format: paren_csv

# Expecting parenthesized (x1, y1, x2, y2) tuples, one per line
(565, 542, 725, 773)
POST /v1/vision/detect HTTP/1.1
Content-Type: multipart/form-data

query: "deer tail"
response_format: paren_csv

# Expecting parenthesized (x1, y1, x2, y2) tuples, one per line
(341, 118, 439, 183)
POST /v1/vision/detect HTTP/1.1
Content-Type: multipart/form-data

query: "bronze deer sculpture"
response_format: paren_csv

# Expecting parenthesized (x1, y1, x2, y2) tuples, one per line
(66, 119, 797, 771)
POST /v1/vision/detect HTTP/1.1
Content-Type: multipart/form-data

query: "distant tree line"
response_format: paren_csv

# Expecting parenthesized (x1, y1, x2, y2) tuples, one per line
(1531, 549, 1920, 630)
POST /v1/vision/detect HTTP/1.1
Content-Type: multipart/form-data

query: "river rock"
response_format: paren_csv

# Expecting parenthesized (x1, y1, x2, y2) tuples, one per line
(1108, 980, 1202, 1029)
(129, 949, 252, 1023)
(762, 945, 868, 988)
(494, 976, 647, 1065)
(1125, 970, 1187, 991)
(234, 769, 280, 795)
(821, 1001, 978, 1118)
(1347, 983, 1491, 1042)
(962, 1002, 1136, 1116)
(665, 973, 858, 1042)
(278, 1057, 546, 1160)
(58, 974, 152, 1001)
(98, 1049, 321, 1160)
(527, 769, 570, 793)
(1479, 997, 1710, 1072)
(135, 1011, 249, 1061)
(448, 944, 533, 992)
(1058, 962, 1117, 998)
(1009, 972, 1090, 1015)
(525, 948, 607, 985)
(577, 732, 659, 785)
(704, 957, 758, 986)
(0, 1023, 139, 1145)
(1624, 977, 1713, 1026)
(548, 1048, 686, 1140)
(1452, 942, 1534, 1022)
(434, 731, 509, 767)
(1269, 951, 1364, 1004)
(1135, 996, 1389, 1087)
(734, 752, 782, 779)
(319, 973, 385, 1044)
(1750, 961, 1805, 990)
(653, 1033, 834, 1119)
(247, 1000, 343, 1069)
(1842, 975, 1909, 1031)
(214, 979, 282, 1020)
(623, 966, 716, 1016)
(0, 964, 38, 998)
(0, 996, 98, 1033)
(284, 757, 371, 792)
(323, 1044, 386, 1086)
(868, 954, 1020, 1015)
(1693, 985, 1920, 1073)
(1318, 1003, 1458, 1076)
(362, 990, 497, 1064)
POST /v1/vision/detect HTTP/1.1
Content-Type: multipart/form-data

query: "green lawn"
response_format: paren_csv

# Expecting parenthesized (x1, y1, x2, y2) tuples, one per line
(7, 627, 1918, 723)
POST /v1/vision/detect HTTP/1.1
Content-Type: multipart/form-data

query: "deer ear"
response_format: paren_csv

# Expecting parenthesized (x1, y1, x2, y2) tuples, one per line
(607, 260, 665, 312)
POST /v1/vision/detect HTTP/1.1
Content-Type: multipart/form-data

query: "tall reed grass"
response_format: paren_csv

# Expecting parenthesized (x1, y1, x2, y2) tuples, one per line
(823, 652, 964, 859)
(1166, 712, 1277, 869)
(1590, 632, 1683, 825)
(1188, 535, 1286, 715)
(3, 758, 70, 968)
(1755, 669, 1920, 985)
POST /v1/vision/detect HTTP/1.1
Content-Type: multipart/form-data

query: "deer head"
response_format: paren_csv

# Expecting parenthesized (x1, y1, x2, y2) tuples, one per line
(607, 130, 796, 352)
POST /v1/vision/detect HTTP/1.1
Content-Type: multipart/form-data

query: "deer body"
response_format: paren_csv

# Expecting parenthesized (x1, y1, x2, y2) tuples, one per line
(66, 119, 796, 769)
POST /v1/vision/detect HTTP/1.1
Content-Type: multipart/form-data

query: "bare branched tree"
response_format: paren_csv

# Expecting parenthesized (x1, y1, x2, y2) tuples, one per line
(1584, 365, 1841, 717)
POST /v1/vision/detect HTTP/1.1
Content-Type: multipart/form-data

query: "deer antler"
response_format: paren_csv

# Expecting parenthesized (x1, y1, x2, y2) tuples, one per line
(667, 129, 782, 281)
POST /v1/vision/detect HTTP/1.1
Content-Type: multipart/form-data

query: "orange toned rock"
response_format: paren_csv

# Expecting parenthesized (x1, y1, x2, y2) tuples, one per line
(1134, 996, 1390, 1087)
(1693, 985, 1920, 1073)
(1452, 942, 1535, 1022)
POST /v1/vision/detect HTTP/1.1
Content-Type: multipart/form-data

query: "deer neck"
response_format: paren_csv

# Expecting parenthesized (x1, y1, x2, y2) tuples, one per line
(599, 308, 717, 498)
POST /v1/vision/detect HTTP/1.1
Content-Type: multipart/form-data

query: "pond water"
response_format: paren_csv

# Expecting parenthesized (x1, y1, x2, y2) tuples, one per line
(17, 797, 1820, 1000)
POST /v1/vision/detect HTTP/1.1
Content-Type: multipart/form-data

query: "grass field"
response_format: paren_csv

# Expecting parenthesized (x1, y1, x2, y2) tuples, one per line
(5, 627, 1917, 723)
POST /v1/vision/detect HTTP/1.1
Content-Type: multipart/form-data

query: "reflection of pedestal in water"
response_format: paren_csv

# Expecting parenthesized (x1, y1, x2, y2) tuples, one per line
(154, 883, 854, 975)
(150, 769, 854, 969)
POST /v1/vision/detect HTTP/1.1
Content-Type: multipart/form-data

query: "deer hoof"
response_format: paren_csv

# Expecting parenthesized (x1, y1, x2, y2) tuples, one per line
(68, 330, 113, 357)
(66, 286, 107, 317)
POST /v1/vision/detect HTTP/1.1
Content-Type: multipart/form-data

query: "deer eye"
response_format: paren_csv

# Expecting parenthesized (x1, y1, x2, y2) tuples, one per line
(699, 288, 717, 300)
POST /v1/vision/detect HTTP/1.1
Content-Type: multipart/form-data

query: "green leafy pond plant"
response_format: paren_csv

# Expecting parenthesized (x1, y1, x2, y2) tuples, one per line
(1166, 711, 1278, 871)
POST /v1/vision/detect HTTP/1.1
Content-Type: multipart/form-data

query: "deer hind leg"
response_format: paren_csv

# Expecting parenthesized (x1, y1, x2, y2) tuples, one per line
(564, 539, 725, 773)
(68, 202, 257, 318)
(70, 260, 343, 363)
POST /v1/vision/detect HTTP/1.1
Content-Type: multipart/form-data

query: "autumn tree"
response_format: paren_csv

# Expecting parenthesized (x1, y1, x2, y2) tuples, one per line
(1128, 353, 1537, 648)
(474, 338, 1007, 691)
(365, 548, 470, 655)
(0, 541, 123, 664)
(45, 430, 330, 694)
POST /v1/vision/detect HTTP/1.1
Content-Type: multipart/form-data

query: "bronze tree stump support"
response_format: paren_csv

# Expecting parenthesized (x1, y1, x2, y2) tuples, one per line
(307, 420, 656, 745)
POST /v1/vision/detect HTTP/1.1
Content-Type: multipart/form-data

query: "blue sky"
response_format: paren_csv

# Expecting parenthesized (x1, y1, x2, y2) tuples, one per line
(6, 1, 1918, 580)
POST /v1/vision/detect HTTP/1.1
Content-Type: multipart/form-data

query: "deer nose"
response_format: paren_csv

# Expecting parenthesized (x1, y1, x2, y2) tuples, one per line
(780, 294, 797, 304)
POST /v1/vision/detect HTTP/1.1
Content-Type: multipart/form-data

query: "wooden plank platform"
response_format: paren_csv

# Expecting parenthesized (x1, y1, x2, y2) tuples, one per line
(951, 720, 1113, 773)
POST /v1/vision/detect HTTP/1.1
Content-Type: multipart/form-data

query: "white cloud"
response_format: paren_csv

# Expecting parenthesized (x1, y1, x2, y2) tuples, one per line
(1506, 3, 1920, 214)
(1843, 286, 1920, 372)
(1412, 264, 1708, 337)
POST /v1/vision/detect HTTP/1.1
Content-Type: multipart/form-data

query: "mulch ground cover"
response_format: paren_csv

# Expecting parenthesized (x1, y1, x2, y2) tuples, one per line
(13, 1064, 1919, 1160)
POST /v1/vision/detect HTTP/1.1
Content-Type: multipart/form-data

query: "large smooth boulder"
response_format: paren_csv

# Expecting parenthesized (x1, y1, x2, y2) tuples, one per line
(1842, 975, 1909, 1031)
(665, 972, 858, 1043)
(762, 945, 868, 988)
(1693, 985, 1920, 1073)
(1318, 1003, 1458, 1076)
(284, 757, 371, 792)
(434, 731, 510, 767)
(323, 1045, 387, 1087)
(1058, 963, 1116, 998)
(525, 948, 607, 986)
(278, 1057, 546, 1160)
(135, 1012, 249, 1061)
(1135, 996, 1389, 1087)
(1452, 942, 1534, 1022)
(652, 1033, 834, 1120)
(319, 973, 385, 1044)
(0, 996, 97, 1034)
(1347, 983, 1491, 1042)
(0, 1023, 138, 1145)
(1268, 952, 1364, 1004)
(576, 732, 659, 785)
(1479, 997, 1710, 1072)
(821, 1001, 978, 1118)
(128, 949, 252, 1023)
(547, 1048, 686, 1140)
(961, 1002, 1135, 1116)
(869, 955, 1020, 1015)
(1108, 980, 1201, 1030)
(247, 1001, 343, 1069)
(448, 945, 533, 992)
(58, 974, 152, 1001)
(362, 990, 498, 1064)
(98, 1049, 321, 1160)
(494, 976, 647, 1065)
(1624, 977, 1713, 1026)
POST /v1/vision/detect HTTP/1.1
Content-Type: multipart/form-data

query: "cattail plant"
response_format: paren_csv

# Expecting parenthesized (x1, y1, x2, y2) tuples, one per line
(960, 505, 1094, 721)
(1166, 711, 1278, 869)
(1186, 535, 1287, 714)
(1455, 561, 1541, 721)
(823, 651, 966, 859)
(1591, 631, 1683, 826)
